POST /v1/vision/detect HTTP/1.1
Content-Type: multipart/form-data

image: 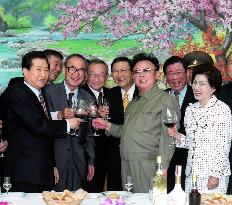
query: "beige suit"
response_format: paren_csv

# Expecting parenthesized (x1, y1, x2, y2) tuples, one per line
(108, 85, 180, 192)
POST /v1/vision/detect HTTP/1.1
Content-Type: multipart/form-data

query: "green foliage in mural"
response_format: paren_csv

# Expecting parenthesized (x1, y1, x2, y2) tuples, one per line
(3, 14, 31, 28)
(44, 14, 57, 30)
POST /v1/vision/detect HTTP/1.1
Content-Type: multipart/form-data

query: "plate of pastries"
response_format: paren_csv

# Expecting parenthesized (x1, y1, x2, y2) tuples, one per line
(201, 193, 232, 205)
(42, 189, 88, 205)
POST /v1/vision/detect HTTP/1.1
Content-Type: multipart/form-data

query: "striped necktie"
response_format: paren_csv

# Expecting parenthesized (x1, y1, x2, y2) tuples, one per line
(39, 92, 49, 119)
(123, 92, 129, 109)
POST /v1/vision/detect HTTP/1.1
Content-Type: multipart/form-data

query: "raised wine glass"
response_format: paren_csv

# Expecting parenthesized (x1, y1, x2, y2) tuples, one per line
(162, 105, 178, 146)
(101, 97, 110, 120)
(3, 177, 11, 194)
(0, 138, 5, 158)
(74, 99, 88, 122)
(87, 103, 99, 136)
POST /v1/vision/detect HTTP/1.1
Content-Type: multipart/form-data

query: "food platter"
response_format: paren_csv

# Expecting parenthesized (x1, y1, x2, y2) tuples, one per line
(42, 189, 88, 205)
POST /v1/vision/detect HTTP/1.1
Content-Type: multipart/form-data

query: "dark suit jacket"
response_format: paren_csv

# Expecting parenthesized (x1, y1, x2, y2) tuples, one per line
(218, 82, 232, 112)
(5, 83, 67, 185)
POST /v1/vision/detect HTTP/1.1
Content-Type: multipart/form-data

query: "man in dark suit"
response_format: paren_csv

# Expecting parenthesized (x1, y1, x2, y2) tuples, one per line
(218, 52, 232, 194)
(107, 57, 139, 190)
(81, 59, 110, 192)
(45, 53, 95, 191)
(163, 56, 196, 193)
(4, 51, 80, 193)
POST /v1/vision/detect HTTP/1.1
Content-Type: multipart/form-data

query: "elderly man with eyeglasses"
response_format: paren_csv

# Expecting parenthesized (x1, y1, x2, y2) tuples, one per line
(92, 53, 180, 193)
(45, 53, 95, 192)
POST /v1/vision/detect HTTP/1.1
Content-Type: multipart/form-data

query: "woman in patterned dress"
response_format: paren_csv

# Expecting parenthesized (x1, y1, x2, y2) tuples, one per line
(168, 64, 232, 194)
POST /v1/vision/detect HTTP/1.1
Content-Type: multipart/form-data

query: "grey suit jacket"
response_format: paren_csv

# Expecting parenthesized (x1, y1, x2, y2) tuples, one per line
(45, 82, 95, 190)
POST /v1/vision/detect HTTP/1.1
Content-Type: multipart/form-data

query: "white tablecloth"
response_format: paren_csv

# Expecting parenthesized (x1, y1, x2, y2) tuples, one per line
(0, 192, 152, 205)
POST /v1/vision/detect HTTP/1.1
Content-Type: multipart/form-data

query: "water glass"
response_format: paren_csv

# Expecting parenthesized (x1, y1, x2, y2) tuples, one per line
(3, 177, 11, 194)
(149, 177, 154, 201)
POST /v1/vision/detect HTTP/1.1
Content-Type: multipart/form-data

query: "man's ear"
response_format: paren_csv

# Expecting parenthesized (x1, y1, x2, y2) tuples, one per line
(22, 67, 28, 78)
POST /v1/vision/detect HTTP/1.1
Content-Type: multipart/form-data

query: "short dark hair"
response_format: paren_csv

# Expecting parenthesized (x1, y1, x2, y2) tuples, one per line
(111, 57, 132, 72)
(163, 56, 186, 74)
(131, 53, 159, 71)
(22, 51, 49, 70)
(64, 53, 88, 68)
(43, 49, 63, 60)
(87, 59, 108, 74)
(192, 64, 222, 92)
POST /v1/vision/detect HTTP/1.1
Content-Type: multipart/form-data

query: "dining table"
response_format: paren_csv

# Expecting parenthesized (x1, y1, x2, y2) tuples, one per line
(0, 192, 152, 205)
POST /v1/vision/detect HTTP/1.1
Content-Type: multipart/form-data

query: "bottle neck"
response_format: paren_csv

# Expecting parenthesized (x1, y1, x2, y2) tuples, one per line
(175, 176, 181, 185)
(156, 163, 163, 175)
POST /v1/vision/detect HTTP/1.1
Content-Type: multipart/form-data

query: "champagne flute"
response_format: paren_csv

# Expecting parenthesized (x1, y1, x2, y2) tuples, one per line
(162, 105, 178, 146)
(101, 97, 110, 120)
(3, 177, 11, 194)
(87, 103, 100, 136)
(125, 176, 134, 194)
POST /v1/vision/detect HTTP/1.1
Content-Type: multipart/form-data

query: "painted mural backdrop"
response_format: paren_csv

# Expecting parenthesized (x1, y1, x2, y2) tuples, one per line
(0, 0, 232, 93)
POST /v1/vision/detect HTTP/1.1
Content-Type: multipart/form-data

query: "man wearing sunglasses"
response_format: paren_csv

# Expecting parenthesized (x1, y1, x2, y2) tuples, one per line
(45, 54, 95, 191)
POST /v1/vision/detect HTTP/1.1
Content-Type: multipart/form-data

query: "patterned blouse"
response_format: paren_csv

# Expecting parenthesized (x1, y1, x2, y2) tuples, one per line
(177, 95, 232, 178)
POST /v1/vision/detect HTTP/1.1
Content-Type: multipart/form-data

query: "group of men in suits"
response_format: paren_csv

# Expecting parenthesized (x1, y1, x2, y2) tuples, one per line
(2, 51, 80, 192)
(2, 48, 232, 194)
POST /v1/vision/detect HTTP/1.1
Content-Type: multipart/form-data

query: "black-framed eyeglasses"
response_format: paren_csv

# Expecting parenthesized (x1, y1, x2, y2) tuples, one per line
(67, 66, 85, 74)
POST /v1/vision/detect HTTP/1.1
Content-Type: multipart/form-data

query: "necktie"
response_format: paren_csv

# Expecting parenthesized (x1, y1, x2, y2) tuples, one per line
(123, 92, 129, 109)
(98, 92, 103, 106)
(174, 92, 179, 105)
(39, 92, 49, 119)
(68, 92, 74, 108)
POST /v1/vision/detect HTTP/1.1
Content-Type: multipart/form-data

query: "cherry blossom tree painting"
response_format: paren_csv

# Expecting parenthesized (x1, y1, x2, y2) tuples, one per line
(54, 0, 232, 79)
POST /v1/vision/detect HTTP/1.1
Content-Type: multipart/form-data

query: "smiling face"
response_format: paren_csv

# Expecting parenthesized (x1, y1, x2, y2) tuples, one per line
(64, 56, 86, 91)
(192, 74, 215, 106)
(133, 60, 158, 95)
(166, 62, 187, 93)
(48, 55, 63, 83)
(87, 63, 108, 91)
(23, 58, 49, 90)
(112, 61, 133, 91)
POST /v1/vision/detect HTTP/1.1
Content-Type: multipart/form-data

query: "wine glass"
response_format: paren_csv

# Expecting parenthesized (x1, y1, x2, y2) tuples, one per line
(101, 97, 110, 120)
(162, 105, 178, 146)
(3, 177, 11, 194)
(74, 99, 88, 122)
(87, 103, 99, 136)
(125, 176, 134, 194)
(0, 138, 6, 158)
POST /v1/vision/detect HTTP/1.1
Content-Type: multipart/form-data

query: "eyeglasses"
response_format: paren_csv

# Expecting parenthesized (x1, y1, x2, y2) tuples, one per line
(88, 73, 107, 78)
(112, 68, 130, 75)
(192, 81, 209, 87)
(133, 68, 155, 76)
(67, 66, 85, 74)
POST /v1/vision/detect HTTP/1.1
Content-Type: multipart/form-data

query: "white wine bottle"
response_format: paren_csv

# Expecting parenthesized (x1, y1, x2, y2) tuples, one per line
(168, 165, 186, 205)
(152, 156, 168, 205)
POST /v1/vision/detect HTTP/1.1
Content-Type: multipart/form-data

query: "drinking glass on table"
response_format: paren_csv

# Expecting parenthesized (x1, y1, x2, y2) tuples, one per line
(3, 177, 11, 194)
(162, 105, 178, 146)
(125, 176, 134, 194)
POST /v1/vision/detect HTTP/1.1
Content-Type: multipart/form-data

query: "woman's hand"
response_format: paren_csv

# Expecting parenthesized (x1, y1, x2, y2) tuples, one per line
(207, 176, 219, 190)
(167, 126, 182, 142)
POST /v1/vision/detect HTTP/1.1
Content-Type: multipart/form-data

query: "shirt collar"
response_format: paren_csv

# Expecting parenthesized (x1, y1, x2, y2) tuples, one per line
(24, 81, 40, 99)
(195, 95, 218, 108)
(121, 84, 135, 101)
(88, 84, 103, 99)
(171, 84, 187, 98)
(64, 81, 78, 98)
